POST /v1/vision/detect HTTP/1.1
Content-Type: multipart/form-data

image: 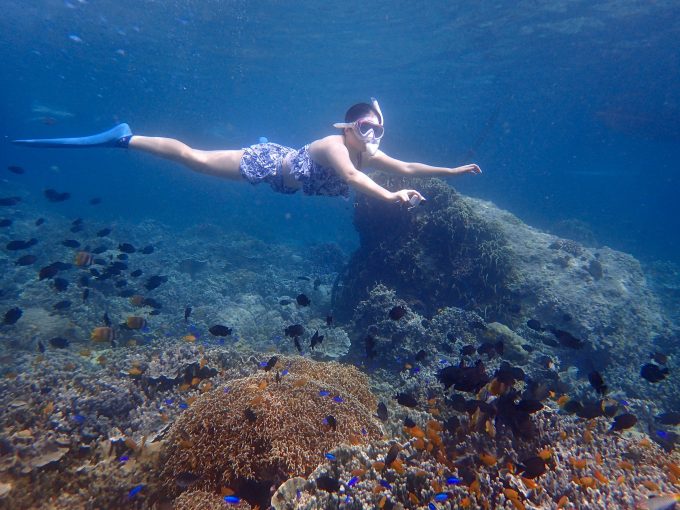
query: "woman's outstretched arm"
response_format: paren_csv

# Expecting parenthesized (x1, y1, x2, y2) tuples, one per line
(365, 150, 482, 177)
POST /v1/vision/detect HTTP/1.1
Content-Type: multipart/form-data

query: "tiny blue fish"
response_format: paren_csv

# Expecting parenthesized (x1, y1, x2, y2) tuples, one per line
(429, 504, 437, 510)
(73, 414, 86, 424)
(296, 489, 301, 500)
(128, 484, 144, 499)
(345, 495, 351, 503)
(325, 453, 336, 461)
(361, 427, 367, 435)
(224, 495, 240, 504)
(446, 476, 461, 485)
(379, 480, 391, 490)
(434, 492, 449, 502)
(347, 476, 359, 487)
(656, 430, 669, 439)
(412, 367, 421, 374)
(319, 390, 330, 397)
(259, 361, 268, 367)
(119, 455, 129, 462)
(164, 398, 174, 405)
(333, 396, 344, 403)
(439, 359, 448, 365)
(281, 369, 289, 376)
(179, 402, 188, 409)
(224, 387, 230, 393)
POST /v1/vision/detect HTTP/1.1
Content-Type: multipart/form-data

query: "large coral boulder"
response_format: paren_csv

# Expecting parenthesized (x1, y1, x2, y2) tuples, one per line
(160, 358, 381, 505)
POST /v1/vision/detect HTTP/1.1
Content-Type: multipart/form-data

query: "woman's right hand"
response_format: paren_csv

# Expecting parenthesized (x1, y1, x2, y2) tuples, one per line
(390, 189, 425, 204)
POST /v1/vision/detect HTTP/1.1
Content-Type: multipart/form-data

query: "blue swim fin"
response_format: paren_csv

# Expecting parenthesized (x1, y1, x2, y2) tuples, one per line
(13, 123, 132, 148)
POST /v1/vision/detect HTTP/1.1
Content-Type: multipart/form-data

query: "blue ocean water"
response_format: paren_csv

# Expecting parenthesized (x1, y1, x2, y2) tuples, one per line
(1, 0, 678, 261)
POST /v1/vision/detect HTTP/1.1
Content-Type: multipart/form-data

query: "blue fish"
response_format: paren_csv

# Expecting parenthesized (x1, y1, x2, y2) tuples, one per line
(347, 476, 359, 487)
(446, 476, 461, 485)
(179, 402, 188, 409)
(429, 504, 437, 510)
(361, 427, 367, 435)
(164, 398, 174, 405)
(412, 367, 421, 374)
(73, 414, 86, 424)
(128, 484, 144, 499)
(319, 390, 330, 397)
(379, 480, 391, 490)
(434, 492, 449, 502)
(325, 453, 336, 461)
(119, 455, 129, 462)
(281, 369, 289, 376)
(259, 361, 269, 367)
(224, 495, 240, 504)
(657, 430, 669, 439)
(333, 396, 344, 403)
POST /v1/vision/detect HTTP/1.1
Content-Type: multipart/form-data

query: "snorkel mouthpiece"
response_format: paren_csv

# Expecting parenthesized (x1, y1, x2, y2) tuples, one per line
(365, 140, 380, 156)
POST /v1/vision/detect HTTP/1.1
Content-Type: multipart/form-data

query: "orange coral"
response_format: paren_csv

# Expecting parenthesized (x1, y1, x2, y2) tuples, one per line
(160, 357, 381, 498)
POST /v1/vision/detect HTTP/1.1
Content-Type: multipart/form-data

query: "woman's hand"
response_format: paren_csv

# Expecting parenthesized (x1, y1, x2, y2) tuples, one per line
(454, 164, 482, 175)
(390, 189, 426, 204)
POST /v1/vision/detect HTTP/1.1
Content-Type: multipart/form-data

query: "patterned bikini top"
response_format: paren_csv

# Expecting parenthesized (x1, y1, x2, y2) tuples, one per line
(287, 144, 350, 198)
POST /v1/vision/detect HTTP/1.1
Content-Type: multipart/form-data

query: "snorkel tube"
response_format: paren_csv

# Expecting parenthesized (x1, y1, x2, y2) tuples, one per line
(334, 97, 384, 156)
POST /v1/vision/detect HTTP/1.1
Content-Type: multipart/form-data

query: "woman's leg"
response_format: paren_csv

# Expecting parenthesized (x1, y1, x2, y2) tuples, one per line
(129, 136, 244, 181)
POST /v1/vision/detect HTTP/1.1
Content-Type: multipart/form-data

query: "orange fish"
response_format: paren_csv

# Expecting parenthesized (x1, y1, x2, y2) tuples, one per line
(129, 294, 145, 306)
(126, 316, 146, 329)
(74, 251, 93, 266)
(182, 334, 196, 343)
(91, 326, 116, 342)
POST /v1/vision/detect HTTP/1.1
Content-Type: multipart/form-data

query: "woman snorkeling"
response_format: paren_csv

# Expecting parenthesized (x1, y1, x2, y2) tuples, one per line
(13, 98, 481, 204)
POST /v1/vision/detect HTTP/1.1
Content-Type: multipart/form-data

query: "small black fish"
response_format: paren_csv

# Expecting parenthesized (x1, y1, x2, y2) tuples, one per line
(588, 371, 608, 395)
(640, 363, 669, 383)
(145, 275, 167, 291)
(415, 349, 428, 362)
(389, 305, 407, 321)
(365, 334, 377, 358)
(313, 278, 321, 290)
(82, 288, 89, 301)
(37, 341, 45, 353)
(70, 224, 83, 233)
(284, 324, 304, 337)
(264, 356, 278, 371)
(184, 306, 191, 322)
(279, 299, 291, 306)
(35, 218, 45, 226)
(460, 345, 476, 356)
(294, 337, 303, 353)
(316, 475, 340, 493)
(209, 324, 232, 336)
(143, 298, 162, 309)
(477, 341, 504, 358)
(7, 165, 25, 174)
(610, 413, 637, 432)
(130, 269, 143, 278)
(118, 243, 136, 253)
(527, 319, 544, 332)
(404, 416, 416, 428)
(175, 471, 200, 490)
(296, 293, 311, 306)
(7, 238, 38, 250)
(310, 330, 324, 350)
(244, 408, 257, 422)
(297, 276, 310, 281)
(117, 253, 128, 261)
(326, 315, 333, 327)
(89, 197, 102, 205)
(376, 402, 388, 422)
(325, 415, 337, 431)
(103, 313, 112, 326)
(655, 412, 680, 426)
(517, 456, 547, 479)
(140, 245, 154, 254)
(92, 246, 107, 254)
(53, 300, 71, 310)
(62, 239, 80, 248)
(551, 328, 585, 349)
(0, 219, 12, 228)
(384, 443, 401, 467)
(115, 279, 127, 288)
(48, 337, 69, 348)
(0, 196, 21, 206)
(395, 392, 418, 408)
(96, 228, 112, 237)
(516, 400, 544, 414)
(53, 278, 68, 292)
(651, 351, 668, 365)
(3, 307, 22, 325)
(15, 255, 37, 266)
(562, 400, 584, 415)
(44, 189, 70, 202)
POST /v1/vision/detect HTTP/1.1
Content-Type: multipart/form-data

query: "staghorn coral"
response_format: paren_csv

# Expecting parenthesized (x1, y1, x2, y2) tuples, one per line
(160, 357, 382, 503)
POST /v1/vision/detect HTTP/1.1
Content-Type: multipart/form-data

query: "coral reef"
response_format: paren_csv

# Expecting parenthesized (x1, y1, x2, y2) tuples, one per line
(159, 357, 382, 505)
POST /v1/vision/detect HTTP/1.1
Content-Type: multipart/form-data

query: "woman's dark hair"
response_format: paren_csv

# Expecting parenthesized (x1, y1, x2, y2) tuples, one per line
(345, 103, 382, 124)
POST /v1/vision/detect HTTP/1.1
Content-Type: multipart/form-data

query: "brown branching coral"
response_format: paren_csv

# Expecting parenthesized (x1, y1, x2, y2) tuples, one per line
(160, 357, 382, 501)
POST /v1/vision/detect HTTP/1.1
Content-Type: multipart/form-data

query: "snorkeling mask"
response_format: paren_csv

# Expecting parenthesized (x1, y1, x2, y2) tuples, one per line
(334, 97, 384, 156)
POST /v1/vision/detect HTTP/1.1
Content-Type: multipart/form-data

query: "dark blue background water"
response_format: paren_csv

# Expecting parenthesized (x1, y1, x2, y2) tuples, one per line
(2, 0, 678, 261)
